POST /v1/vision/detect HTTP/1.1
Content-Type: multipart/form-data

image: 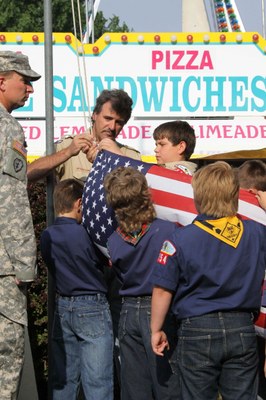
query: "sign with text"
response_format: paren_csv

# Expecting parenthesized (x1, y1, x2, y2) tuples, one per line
(2, 31, 266, 159)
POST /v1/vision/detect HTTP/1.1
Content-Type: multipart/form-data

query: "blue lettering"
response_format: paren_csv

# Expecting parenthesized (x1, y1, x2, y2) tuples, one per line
(169, 77, 182, 111)
(53, 76, 67, 112)
(251, 76, 266, 112)
(137, 77, 168, 111)
(183, 77, 200, 112)
(228, 77, 248, 111)
(90, 76, 114, 111)
(115, 77, 138, 107)
(203, 77, 226, 111)
(67, 77, 88, 112)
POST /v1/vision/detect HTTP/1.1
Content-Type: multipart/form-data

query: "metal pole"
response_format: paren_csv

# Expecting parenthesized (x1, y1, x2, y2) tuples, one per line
(91, 0, 95, 44)
(43, 0, 55, 398)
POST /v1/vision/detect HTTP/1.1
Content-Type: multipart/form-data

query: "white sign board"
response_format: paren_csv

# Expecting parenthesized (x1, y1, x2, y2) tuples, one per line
(1, 31, 266, 160)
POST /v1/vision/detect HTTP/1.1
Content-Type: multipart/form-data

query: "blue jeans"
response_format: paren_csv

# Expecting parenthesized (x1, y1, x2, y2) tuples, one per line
(104, 266, 122, 388)
(118, 296, 179, 400)
(51, 294, 114, 400)
(177, 311, 258, 400)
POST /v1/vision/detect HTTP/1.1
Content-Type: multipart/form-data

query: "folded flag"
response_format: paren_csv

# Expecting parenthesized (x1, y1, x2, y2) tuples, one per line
(82, 150, 266, 255)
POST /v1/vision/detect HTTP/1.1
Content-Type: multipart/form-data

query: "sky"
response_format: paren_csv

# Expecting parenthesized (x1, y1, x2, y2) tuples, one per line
(98, 0, 266, 37)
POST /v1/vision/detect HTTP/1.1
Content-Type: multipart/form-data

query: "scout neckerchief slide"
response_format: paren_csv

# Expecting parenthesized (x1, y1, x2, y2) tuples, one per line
(193, 216, 243, 248)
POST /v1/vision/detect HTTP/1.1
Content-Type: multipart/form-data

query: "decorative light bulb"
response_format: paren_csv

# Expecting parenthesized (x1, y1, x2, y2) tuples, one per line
(65, 35, 72, 43)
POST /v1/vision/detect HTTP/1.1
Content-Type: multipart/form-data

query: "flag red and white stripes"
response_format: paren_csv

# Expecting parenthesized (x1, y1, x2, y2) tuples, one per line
(82, 150, 266, 254)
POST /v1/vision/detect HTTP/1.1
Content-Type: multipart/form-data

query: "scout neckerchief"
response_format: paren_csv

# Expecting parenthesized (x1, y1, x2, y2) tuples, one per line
(193, 216, 243, 248)
(116, 223, 151, 245)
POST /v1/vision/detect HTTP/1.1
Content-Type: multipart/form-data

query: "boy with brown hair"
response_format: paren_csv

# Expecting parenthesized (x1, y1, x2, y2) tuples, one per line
(237, 160, 266, 399)
(257, 191, 266, 210)
(237, 159, 266, 193)
(40, 179, 114, 400)
(104, 166, 179, 400)
(153, 120, 197, 175)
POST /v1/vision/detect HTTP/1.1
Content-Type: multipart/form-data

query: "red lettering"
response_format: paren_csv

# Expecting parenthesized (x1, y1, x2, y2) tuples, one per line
(247, 125, 258, 138)
(186, 51, 198, 70)
(151, 50, 213, 70)
(23, 126, 41, 140)
(235, 125, 246, 138)
(128, 126, 140, 139)
(172, 51, 185, 69)
(200, 51, 214, 69)
(223, 125, 233, 138)
(72, 126, 85, 135)
(29, 126, 41, 140)
(152, 51, 164, 69)
(260, 126, 266, 138)
(59, 126, 71, 137)
(206, 125, 222, 139)
(118, 127, 127, 139)
(141, 125, 152, 139)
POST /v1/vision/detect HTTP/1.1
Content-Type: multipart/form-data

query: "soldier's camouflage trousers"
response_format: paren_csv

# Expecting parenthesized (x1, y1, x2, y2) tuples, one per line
(0, 315, 24, 400)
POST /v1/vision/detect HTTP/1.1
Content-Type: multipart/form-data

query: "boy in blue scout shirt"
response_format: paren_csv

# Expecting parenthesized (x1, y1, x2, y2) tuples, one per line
(151, 161, 266, 400)
(40, 179, 113, 400)
(237, 159, 266, 399)
(104, 166, 179, 400)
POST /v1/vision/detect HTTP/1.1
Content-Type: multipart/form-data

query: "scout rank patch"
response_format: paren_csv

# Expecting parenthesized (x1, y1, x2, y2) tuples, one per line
(157, 240, 176, 265)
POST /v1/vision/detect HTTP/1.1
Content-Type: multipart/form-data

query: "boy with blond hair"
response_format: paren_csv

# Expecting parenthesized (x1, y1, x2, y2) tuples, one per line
(151, 161, 266, 400)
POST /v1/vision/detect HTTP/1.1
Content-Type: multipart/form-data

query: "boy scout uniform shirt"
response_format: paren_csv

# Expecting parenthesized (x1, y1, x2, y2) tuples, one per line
(0, 104, 36, 326)
(40, 217, 107, 296)
(152, 215, 266, 319)
(164, 160, 197, 175)
(107, 218, 177, 297)
(55, 135, 141, 181)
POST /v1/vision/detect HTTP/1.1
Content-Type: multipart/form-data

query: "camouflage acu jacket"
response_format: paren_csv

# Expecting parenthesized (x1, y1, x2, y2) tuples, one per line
(0, 104, 36, 325)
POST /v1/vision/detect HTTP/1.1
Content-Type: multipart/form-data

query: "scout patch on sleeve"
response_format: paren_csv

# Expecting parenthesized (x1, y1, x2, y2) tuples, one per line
(2, 140, 27, 181)
(174, 164, 191, 175)
(157, 240, 176, 265)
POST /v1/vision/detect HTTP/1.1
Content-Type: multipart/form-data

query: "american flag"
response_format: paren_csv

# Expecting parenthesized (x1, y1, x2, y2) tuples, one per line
(82, 150, 266, 255)
(82, 150, 150, 255)
(254, 272, 266, 338)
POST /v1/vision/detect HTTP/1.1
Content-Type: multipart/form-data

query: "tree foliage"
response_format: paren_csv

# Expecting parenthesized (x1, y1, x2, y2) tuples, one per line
(93, 11, 131, 41)
(0, 1, 131, 40)
(0, 0, 77, 32)
(27, 181, 48, 399)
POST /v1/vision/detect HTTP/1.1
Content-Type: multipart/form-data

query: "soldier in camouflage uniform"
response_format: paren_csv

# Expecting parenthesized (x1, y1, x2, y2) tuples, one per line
(0, 51, 41, 399)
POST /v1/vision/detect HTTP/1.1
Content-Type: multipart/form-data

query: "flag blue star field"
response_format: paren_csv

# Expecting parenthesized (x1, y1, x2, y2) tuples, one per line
(82, 150, 151, 254)
(82, 150, 266, 255)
